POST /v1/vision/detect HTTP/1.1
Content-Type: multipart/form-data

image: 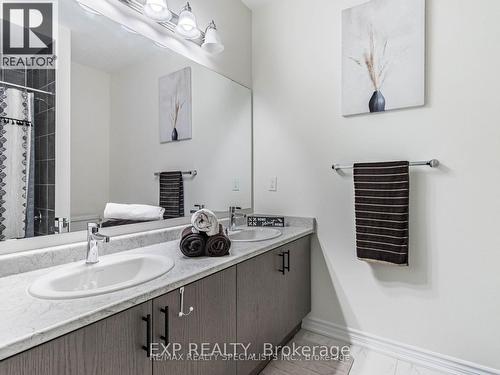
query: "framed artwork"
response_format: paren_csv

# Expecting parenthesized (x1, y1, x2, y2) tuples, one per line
(342, 0, 425, 116)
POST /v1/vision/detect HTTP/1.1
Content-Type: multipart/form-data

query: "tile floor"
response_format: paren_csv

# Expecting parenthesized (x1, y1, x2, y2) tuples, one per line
(262, 330, 451, 375)
(349, 344, 449, 375)
(262, 330, 353, 375)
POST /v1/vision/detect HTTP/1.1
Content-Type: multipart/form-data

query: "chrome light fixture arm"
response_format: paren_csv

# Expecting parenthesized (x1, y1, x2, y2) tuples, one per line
(117, 0, 224, 53)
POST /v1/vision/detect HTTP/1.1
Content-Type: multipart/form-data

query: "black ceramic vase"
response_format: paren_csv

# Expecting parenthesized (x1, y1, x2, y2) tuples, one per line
(369, 90, 386, 113)
(171, 127, 179, 141)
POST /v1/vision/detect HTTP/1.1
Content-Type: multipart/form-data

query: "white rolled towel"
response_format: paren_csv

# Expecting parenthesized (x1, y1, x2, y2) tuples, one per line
(104, 203, 165, 221)
(191, 209, 219, 236)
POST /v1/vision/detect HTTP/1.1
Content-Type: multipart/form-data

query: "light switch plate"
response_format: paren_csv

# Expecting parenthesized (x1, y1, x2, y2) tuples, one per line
(268, 176, 277, 191)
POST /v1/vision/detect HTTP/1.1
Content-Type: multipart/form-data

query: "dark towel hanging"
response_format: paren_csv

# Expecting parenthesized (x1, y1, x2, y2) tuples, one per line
(159, 171, 184, 219)
(353, 161, 410, 266)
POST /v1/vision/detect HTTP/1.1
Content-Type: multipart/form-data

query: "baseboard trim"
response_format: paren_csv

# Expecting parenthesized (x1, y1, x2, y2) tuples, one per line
(302, 317, 499, 375)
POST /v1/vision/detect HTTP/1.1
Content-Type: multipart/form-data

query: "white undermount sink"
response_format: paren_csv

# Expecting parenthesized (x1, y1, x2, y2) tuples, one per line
(28, 253, 174, 300)
(229, 227, 282, 242)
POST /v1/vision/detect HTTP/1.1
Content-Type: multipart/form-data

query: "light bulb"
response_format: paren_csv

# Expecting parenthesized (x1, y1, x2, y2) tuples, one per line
(144, 0, 172, 22)
(202, 21, 224, 54)
(176, 2, 201, 40)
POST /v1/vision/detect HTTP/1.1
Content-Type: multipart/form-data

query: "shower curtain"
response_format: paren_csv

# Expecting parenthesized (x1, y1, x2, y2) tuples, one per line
(0, 87, 34, 240)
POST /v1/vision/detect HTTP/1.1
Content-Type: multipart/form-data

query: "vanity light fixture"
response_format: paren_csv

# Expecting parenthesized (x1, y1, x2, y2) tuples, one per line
(175, 2, 201, 40)
(119, 0, 225, 54)
(144, 0, 172, 22)
(202, 20, 224, 54)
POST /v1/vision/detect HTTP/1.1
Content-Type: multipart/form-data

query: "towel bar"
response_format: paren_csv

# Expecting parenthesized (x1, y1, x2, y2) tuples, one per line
(154, 170, 197, 177)
(332, 159, 439, 172)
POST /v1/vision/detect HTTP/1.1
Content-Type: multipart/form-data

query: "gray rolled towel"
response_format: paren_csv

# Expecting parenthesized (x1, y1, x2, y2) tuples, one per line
(205, 224, 231, 257)
(180, 226, 206, 257)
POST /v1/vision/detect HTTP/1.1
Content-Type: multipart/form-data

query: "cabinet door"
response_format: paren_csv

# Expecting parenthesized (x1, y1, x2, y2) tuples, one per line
(152, 266, 236, 375)
(0, 302, 152, 375)
(284, 235, 311, 334)
(236, 248, 288, 375)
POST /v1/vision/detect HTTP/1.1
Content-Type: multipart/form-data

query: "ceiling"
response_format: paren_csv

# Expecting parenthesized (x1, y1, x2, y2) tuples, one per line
(60, 0, 169, 73)
(240, 0, 268, 10)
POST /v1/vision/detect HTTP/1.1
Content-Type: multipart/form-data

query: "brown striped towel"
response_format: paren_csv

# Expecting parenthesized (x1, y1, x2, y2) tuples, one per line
(354, 161, 409, 266)
(159, 171, 184, 219)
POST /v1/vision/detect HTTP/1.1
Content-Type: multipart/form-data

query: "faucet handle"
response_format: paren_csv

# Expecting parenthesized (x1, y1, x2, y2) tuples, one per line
(88, 222, 99, 234)
(229, 206, 242, 213)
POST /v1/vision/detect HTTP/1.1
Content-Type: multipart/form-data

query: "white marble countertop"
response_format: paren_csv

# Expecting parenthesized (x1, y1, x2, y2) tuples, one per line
(0, 222, 314, 361)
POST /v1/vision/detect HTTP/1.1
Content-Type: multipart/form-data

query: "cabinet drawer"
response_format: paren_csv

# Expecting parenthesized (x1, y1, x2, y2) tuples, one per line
(236, 236, 311, 375)
(0, 302, 152, 375)
(152, 266, 237, 375)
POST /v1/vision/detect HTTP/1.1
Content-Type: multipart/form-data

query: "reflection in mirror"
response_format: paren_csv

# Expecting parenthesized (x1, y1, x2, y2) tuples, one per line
(0, 0, 252, 243)
(0, 67, 56, 240)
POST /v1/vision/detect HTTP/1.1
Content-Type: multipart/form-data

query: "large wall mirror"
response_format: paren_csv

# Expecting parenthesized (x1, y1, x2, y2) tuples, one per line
(0, 0, 252, 250)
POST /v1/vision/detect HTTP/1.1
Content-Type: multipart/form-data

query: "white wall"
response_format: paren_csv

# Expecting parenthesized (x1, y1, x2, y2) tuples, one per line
(79, 0, 252, 87)
(251, 0, 500, 369)
(70, 62, 111, 219)
(55, 25, 71, 220)
(109, 52, 252, 213)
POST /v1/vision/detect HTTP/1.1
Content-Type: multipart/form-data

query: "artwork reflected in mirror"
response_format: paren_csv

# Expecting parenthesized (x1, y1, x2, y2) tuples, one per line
(159, 67, 192, 143)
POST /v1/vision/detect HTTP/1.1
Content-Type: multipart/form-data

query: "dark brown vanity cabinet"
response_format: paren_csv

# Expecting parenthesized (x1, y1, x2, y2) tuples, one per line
(0, 301, 153, 375)
(284, 236, 312, 333)
(236, 236, 311, 375)
(152, 267, 237, 375)
(0, 236, 311, 375)
(0, 268, 236, 375)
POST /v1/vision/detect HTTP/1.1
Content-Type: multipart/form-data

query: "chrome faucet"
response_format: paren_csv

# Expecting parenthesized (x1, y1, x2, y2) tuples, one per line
(86, 223, 110, 264)
(229, 206, 244, 231)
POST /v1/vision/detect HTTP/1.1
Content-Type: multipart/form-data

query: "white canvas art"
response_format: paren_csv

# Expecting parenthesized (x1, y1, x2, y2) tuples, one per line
(342, 0, 425, 116)
(159, 67, 192, 143)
